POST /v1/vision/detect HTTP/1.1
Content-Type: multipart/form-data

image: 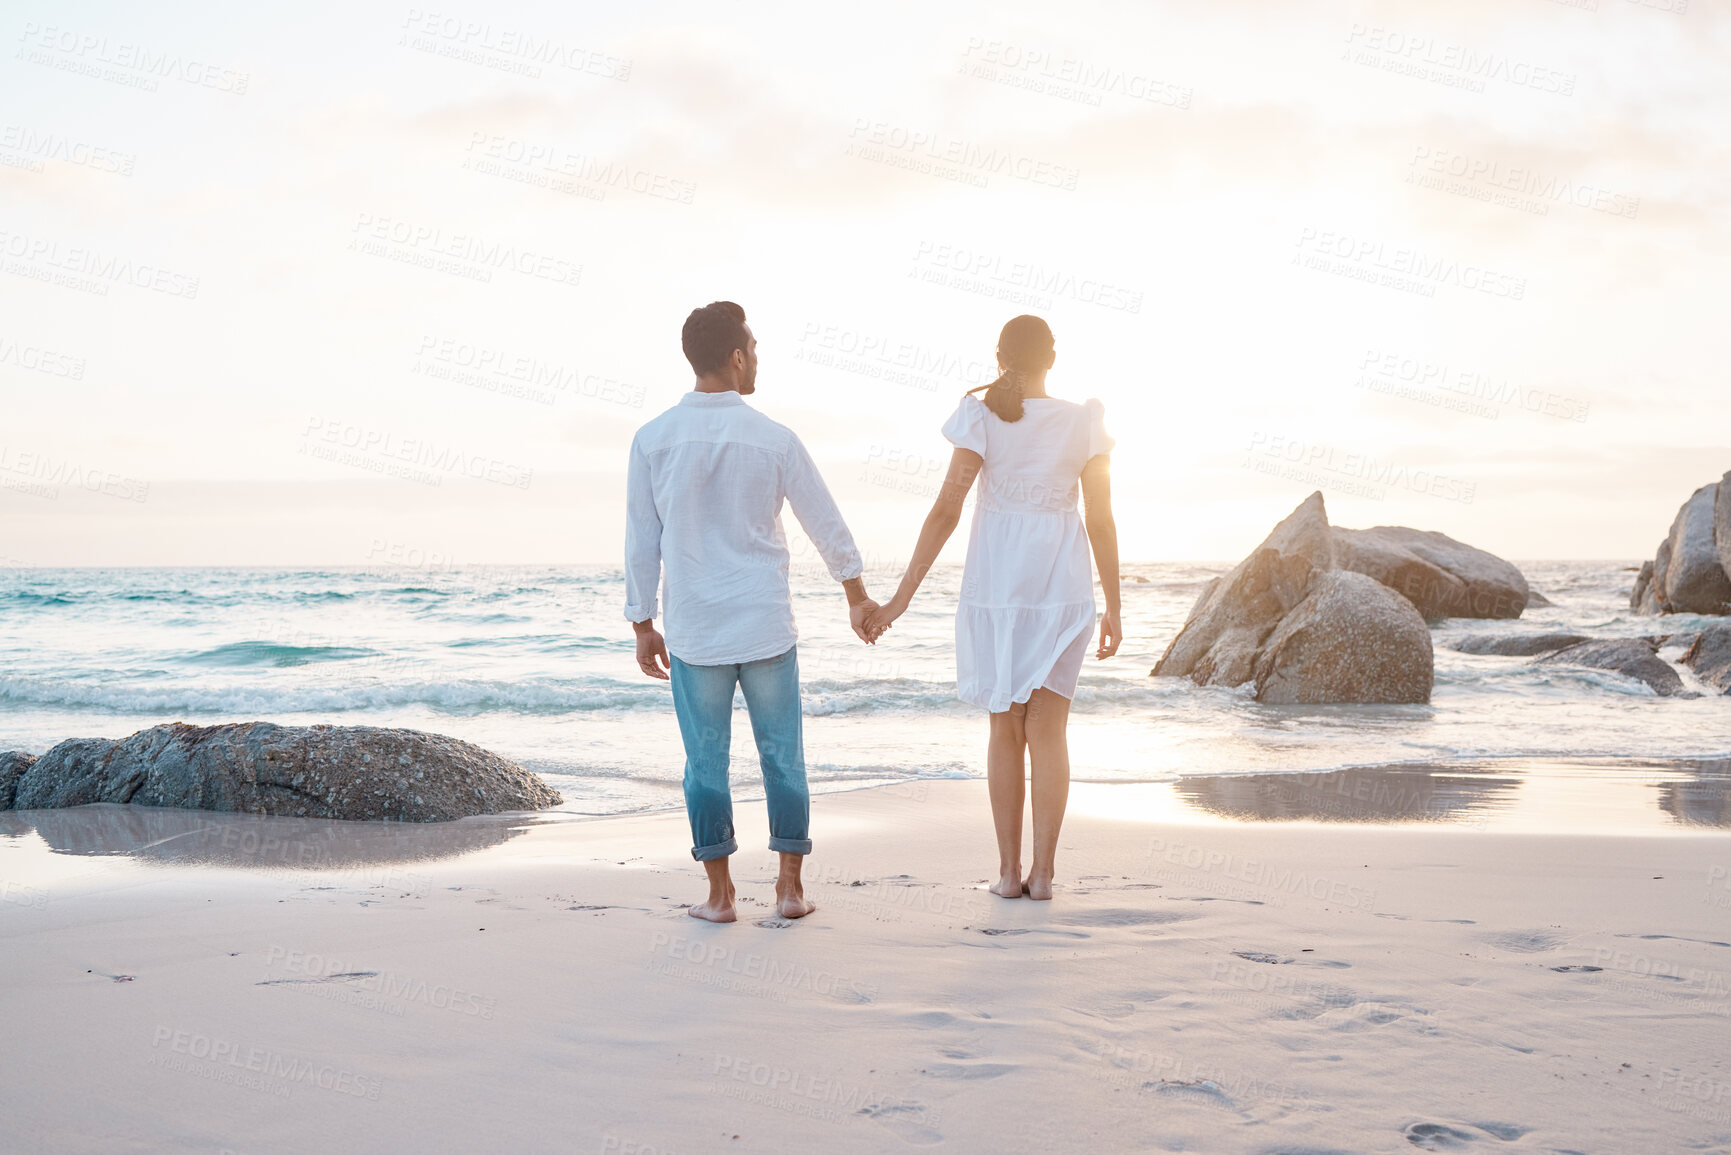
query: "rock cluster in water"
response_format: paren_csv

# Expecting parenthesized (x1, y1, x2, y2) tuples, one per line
(1151, 492, 1437, 703)
(0, 723, 562, 821)
(1632, 472, 1731, 615)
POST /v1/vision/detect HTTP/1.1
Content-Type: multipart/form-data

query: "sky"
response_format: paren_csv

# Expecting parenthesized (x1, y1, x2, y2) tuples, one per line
(2, 0, 1726, 569)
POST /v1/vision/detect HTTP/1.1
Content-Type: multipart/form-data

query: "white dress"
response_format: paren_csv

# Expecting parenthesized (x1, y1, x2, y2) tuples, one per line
(941, 394, 1115, 712)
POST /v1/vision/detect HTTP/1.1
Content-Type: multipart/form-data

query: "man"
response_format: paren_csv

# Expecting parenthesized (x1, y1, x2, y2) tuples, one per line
(624, 301, 882, 924)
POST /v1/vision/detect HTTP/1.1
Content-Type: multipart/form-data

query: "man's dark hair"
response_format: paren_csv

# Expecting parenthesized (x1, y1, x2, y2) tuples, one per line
(681, 301, 749, 375)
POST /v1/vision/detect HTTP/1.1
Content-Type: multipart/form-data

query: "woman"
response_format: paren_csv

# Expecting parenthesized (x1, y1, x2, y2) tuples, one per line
(866, 315, 1120, 900)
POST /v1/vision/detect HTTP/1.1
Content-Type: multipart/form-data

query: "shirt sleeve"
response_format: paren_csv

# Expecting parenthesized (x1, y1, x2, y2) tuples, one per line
(941, 395, 988, 456)
(622, 435, 662, 622)
(1084, 398, 1115, 458)
(783, 433, 863, 582)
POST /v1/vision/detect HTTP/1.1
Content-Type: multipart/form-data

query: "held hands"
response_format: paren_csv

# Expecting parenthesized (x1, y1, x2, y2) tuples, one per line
(850, 599, 889, 644)
(862, 595, 907, 640)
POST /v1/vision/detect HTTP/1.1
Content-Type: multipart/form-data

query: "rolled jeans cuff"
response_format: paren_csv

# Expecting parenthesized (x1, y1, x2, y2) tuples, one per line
(692, 836, 738, 862)
(768, 836, 812, 856)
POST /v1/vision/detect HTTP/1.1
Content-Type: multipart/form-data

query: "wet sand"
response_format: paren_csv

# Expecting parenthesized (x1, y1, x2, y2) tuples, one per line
(3, 772, 1730, 1153)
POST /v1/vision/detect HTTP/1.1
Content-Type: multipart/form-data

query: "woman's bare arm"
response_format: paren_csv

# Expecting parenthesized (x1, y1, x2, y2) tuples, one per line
(1080, 454, 1121, 658)
(873, 449, 982, 626)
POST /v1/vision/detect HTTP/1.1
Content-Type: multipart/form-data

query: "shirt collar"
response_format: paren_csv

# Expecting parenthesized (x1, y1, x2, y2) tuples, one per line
(680, 390, 747, 407)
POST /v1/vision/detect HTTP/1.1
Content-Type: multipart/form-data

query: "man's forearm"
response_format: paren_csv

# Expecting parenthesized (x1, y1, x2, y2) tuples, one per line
(841, 576, 871, 607)
(633, 618, 657, 633)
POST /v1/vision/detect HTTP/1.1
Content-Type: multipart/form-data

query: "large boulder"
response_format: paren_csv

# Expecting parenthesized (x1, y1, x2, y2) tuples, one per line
(1, 751, 38, 810)
(1332, 526, 1528, 620)
(1718, 472, 1731, 583)
(1152, 493, 1435, 703)
(1153, 491, 1334, 686)
(1451, 632, 1591, 657)
(1632, 482, 1731, 615)
(3, 723, 561, 821)
(1532, 639, 1686, 697)
(1251, 572, 1434, 704)
(1683, 626, 1731, 694)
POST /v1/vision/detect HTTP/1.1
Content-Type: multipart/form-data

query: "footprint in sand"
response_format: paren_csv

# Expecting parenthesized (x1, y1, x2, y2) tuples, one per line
(1480, 930, 1568, 954)
(858, 1102, 942, 1146)
(1233, 950, 1294, 965)
(919, 1062, 1017, 1080)
(1375, 913, 1477, 925)
(1404, 1122, 1480, 1149)
(1616, 931, 1731, 949)
(1149, 1078, 1234, 1107)
(257, 971, 379, 986)
(973, 927, 1090, 939)
(1053, 909, 1195, 928)
(1404, 1120, 1532, 1148)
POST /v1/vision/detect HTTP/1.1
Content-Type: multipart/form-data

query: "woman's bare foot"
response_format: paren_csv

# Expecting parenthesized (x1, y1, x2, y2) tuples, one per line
(989, 874, 1023, 898)
(1024, 874, 1054, 901)
(688, 896, 737, 923)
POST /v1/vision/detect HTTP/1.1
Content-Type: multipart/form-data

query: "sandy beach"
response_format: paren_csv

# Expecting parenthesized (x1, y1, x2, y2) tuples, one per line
(5, 778, 1730, 1154)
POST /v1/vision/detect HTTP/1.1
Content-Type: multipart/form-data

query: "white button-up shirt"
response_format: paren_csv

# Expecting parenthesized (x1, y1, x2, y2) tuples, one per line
(624, 391, 863, 666)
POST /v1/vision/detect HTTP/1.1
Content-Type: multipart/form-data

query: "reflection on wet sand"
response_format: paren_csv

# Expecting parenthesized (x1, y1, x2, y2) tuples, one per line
(0, 803, 554, 868)
(1173, 765, 1521, 825)
(1654, 758, 1731, 826)
(1173, 758, 1731, 830)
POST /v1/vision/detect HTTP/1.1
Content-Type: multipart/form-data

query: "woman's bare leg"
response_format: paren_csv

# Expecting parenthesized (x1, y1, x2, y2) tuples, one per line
(986, 703, 1028, 897)
(1023, 688, 1072, 900)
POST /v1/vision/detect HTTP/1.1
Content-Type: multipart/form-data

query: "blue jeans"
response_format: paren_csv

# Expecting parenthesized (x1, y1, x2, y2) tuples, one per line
(669, 645, 811, 861)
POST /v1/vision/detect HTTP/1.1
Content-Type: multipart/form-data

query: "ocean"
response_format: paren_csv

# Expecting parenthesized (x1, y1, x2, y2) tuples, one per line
(1, 561, 1726, 818)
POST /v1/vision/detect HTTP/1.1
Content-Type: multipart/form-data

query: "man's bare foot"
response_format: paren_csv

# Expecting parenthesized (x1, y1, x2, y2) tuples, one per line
(688, 897, 737, 922)
(691, 857, 737, 922)
(772, 852, 816, 919)
(774, 890, 817, 919)
(989, 874, 1023, 898)
(1024, 874, 1054, 901)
